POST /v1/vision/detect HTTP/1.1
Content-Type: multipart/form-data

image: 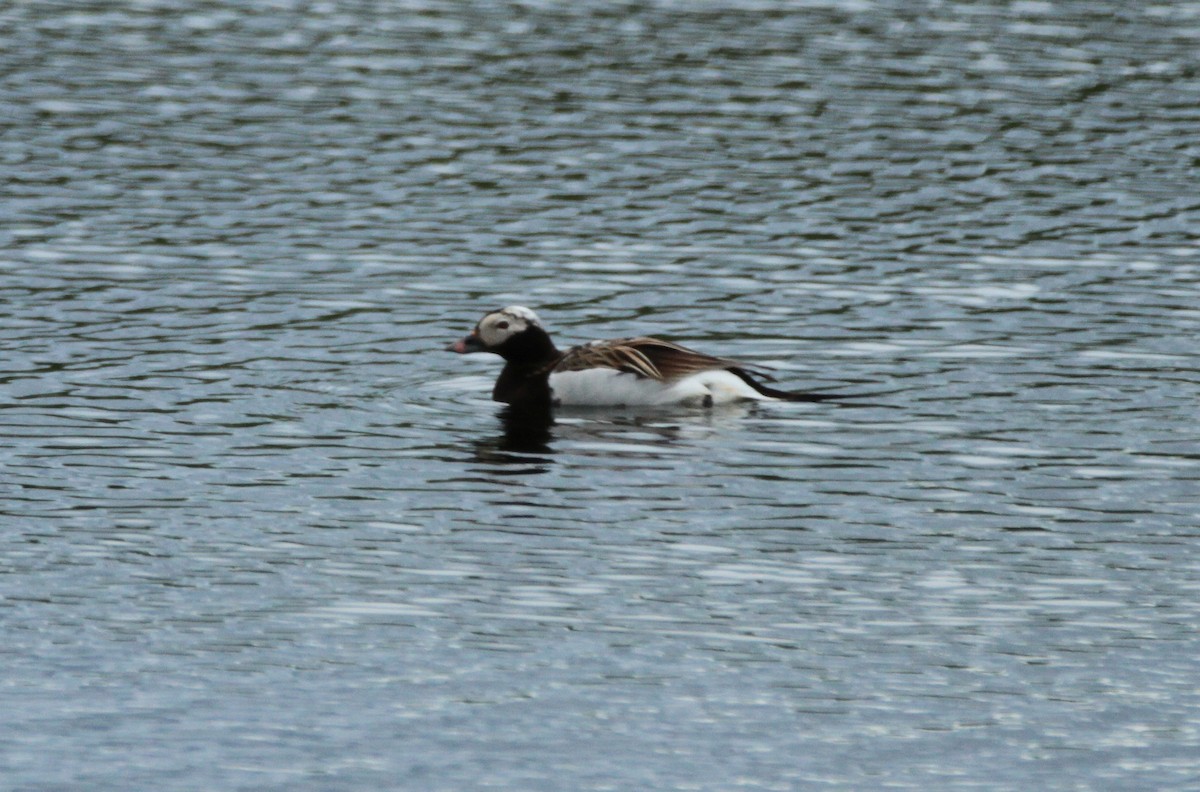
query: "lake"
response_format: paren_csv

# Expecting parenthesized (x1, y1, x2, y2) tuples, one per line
(2, 1, 1199, 789)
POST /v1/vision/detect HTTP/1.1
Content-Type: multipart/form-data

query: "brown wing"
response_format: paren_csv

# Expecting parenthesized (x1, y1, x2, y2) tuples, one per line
(554, 337, 773, 383)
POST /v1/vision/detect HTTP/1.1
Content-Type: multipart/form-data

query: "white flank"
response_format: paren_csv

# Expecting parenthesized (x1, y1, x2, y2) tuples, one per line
(548, 368, 770, 407)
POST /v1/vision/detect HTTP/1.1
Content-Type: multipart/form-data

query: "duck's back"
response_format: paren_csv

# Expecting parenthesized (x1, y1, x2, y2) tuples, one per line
(547, 337, 769, 407)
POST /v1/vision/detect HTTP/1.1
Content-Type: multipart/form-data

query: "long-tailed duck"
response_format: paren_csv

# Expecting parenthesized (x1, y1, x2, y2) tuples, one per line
(449, 306, 846, 410)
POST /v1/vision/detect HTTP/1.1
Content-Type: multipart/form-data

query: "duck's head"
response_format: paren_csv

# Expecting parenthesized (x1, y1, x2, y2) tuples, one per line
(449, 306, 546, 355)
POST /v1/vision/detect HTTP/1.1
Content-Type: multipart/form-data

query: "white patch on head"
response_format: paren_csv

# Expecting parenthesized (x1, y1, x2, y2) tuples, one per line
(476, 306, 543, 348)
(501, 306, 542, 326)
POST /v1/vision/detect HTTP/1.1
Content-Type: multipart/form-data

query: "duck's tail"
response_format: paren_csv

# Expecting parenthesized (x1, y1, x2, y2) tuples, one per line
(730, 368, 876, 403)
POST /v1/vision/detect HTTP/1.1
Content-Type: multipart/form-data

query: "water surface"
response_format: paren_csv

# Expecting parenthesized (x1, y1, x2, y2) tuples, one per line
(2, 1, 1199, 789)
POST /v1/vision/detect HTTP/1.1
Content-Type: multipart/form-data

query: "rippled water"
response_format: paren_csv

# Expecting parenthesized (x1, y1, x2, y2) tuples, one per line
(3, 1, 1199, 789)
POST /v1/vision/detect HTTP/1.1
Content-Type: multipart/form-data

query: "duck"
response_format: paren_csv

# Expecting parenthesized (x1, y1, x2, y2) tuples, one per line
(448, 306, 846, 410)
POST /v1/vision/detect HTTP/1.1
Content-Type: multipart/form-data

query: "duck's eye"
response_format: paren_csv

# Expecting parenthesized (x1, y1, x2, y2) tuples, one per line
(496, 321, 509, 330)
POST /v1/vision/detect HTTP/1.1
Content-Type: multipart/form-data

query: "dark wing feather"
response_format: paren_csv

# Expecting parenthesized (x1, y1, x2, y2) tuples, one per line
(554, 337, 773, 383)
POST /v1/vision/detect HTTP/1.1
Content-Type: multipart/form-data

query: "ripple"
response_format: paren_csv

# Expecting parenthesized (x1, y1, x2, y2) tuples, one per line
(3, 1, 1200, 790)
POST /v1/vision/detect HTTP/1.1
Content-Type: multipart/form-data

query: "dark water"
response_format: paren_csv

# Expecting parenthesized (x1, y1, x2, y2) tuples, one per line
(3, 1, 1199, 789)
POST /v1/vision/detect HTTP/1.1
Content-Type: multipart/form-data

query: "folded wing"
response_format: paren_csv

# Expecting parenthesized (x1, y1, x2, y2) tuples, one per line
(555, 337, 773, 383)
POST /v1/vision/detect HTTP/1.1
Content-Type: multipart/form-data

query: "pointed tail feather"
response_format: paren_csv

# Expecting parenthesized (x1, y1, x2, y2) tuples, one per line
(730, 368, 875, 403)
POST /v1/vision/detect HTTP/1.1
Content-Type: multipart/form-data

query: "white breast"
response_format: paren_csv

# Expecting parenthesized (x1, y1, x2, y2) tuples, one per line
(548, 368, 769, 407)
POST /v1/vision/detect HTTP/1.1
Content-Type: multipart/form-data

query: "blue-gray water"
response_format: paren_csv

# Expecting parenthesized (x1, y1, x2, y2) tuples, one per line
(3, 1, 1199, 789)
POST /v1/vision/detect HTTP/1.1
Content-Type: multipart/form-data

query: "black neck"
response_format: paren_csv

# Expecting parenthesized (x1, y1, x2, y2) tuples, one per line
(491, 326, 560, 408)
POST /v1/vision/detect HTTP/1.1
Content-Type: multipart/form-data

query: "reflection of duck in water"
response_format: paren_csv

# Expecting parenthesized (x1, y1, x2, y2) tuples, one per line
(449, 306, 848, 412)
(467, 406, 555, 471)
(473, 403, 757, 473)
(495, 406, 554, 453)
